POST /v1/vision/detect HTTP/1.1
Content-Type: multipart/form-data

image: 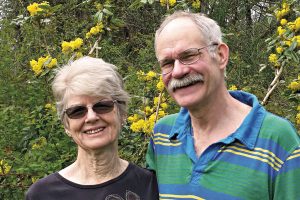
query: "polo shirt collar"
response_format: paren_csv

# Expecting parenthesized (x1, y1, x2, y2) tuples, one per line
(168, 91, 266, 149)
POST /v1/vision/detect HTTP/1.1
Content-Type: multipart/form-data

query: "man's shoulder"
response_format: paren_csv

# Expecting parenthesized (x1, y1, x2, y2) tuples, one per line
(262, 112, 297, 133)
(156, 113, 179, 126)
(259, 112, 300, 151)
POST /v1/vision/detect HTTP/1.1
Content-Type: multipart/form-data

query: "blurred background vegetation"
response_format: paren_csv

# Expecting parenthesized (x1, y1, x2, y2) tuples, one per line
(0, 0, 299, 198)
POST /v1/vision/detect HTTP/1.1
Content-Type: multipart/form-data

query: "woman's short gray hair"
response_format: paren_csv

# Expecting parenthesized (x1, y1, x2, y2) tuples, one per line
(155, 11, 223, 57)
(52, 56, 129, 124)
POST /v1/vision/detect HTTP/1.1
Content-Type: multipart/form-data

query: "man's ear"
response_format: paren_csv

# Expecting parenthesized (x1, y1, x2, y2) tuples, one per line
(216, 43, 229, 70)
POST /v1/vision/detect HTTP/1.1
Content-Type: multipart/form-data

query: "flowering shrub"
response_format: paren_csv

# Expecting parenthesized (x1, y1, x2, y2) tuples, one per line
(29, 55, 57, 75)
(2, 0, 300, 198)
(86, 22, 104, 39)
(0, 159, 11, 175)
(160, 0, 177, 7)
(61, 38, 84, 54)
(267, 1, 300, 69)
(27, 1, 51, 17)
(127, 71, 170, 135)
(288, 75, 300, 92)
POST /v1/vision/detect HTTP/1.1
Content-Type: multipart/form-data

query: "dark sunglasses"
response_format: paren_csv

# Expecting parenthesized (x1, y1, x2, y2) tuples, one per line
(64, 100, 117, 119)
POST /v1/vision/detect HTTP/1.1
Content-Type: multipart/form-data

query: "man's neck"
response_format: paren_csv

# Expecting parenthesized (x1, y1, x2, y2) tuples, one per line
(189, 91, 251, 157)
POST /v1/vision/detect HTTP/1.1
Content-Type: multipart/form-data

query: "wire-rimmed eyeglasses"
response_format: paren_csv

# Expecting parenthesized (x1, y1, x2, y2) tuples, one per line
(158, 43, 219, 75)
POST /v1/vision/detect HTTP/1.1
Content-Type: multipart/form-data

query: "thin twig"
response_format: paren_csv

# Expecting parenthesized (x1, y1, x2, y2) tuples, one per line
(88, 35, 102, 55)
(154, 91, 163, 123)
(261, 66, 284, 105)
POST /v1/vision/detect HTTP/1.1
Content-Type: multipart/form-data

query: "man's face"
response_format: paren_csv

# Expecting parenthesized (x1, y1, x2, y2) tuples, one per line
(156, 18, 226, 110)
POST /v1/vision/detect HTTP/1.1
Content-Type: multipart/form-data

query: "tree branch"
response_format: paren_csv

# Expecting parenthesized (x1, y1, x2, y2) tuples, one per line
(261, 66, 284, 105)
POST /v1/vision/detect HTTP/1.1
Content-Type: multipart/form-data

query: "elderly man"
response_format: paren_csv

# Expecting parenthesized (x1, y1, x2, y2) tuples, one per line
(146, 11, 300, 199)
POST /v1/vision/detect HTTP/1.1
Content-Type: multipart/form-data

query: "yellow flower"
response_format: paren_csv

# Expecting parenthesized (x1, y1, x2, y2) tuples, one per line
(145, 71, 157, 81)
(45, 103, 52, 109)
(295, 36, 300, 47)
(144, 106, 153, 116)
(160, 0, 176, 7)
(30, 59, 38, 68)
(27, 2, 50, 16)
(288, 81, 300, 92)
(30, 59, 43, 75)
(127, 114, 140, 123)
(280, 19, 288, 26)
(62, 38, 83, 54)
(282, 3, 289, 9)
(86, 32, 92, 39)
(0, 159, 12, 175)
(169, 0, 176, 6)
(284, 40, 292, 47)
(45, 103, 56, 111)
(156, 79, 165, 92)
(287, 22, 295, 31)
(70, 38, 83, 50)
(149, 114, 157, 122)
(76, 52, 83, 58)
(160, 102, 168, 110)
(31, 176, 39, 184)
(268, 54, 280, 68)
(295, 17, 300, 32)
(86, 23, 104, 38)
(47, 58, 57, 68)
(192, 0, 201, 9)
(276, 47, 284, 54)
(277, 26, 286, 36)
(154, 97, 160, 105)
(158, 110, 166, 118)
(95, 3, 102, 10)
(143, 120, 154, 134)
(130, 119, 145, 132)
(268, 54, 278, 63)
(61, 41, 72, 54)
(32, 137, 47, 150)
(296, 113, 300, 125)
(229, 85, 237, 91)
(275, 10, 283, 21)
(27, 3, 41, 16)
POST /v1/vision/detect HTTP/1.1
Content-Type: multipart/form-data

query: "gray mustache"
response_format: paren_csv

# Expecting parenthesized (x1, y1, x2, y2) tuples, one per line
(168, 74, 204, 91)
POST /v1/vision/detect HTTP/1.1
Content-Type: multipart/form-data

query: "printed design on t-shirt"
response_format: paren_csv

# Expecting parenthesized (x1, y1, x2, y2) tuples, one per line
(105, 190, 140, 200)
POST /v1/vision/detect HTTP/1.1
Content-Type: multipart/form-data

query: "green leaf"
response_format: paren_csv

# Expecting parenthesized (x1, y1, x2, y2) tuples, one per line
(94, 11, 103, 22)
(267, 16, 274, 25)
(288, 40, 298, 51)
(289, 51, 300, 63)
(102, 8, 113, 16)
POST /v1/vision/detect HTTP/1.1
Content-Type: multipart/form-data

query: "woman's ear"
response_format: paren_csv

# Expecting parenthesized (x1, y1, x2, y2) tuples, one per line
(65, 128, 72, 137)
(216, 43, 229, 70)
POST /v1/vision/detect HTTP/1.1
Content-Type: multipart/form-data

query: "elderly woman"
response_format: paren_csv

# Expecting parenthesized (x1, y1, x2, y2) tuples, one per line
(26, 56, 159, 200)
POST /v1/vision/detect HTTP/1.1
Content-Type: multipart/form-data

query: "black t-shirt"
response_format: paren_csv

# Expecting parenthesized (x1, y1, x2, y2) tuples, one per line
(25, 163, 159, 200)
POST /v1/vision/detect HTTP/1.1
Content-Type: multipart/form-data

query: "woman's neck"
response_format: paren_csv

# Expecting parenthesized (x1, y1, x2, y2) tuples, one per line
(59, 146, 128, 185)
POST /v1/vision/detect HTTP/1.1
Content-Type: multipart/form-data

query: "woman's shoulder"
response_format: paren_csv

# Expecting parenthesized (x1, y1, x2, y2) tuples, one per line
(127, 163, 156, 178)
(25, 172, 60, 199)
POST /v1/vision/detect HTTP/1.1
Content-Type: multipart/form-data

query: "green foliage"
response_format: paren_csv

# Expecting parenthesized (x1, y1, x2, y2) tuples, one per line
(0, 0, 299, 199)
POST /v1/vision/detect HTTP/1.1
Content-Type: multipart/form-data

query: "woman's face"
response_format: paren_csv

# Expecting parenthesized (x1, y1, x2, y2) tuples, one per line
(64, 95, 121, 151)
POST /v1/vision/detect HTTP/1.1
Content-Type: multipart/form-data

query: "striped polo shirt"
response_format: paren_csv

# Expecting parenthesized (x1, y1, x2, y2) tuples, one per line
(146, 91, 300, 200)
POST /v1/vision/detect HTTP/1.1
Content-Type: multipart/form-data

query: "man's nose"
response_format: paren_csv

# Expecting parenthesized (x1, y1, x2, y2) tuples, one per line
(171, 59, 188, 78)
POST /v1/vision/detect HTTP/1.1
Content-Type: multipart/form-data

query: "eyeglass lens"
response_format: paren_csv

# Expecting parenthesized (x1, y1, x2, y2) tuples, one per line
(158, 43, 218, 75)
(65, 100, 115, 119)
